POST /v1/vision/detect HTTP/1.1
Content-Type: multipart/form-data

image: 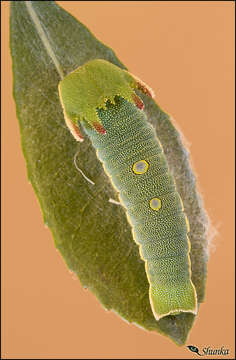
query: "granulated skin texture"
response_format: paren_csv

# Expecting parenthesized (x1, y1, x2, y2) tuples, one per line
(83, 96, 197, 319)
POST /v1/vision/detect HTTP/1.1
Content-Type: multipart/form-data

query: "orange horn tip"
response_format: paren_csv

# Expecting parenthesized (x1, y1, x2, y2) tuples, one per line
(136, 80, 154, 98)
(132, 94, 144, 110)
(93, 122, 107, 135)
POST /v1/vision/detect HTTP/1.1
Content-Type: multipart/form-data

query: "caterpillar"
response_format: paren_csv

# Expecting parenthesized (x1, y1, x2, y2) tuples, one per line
(58, 59, 197, 320)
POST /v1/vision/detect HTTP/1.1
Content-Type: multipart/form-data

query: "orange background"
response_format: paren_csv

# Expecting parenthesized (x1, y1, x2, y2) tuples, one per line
(2, 1, 235, 359)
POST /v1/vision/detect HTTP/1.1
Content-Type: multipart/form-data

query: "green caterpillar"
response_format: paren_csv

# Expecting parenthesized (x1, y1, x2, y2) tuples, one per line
(58, 59, 197, 320)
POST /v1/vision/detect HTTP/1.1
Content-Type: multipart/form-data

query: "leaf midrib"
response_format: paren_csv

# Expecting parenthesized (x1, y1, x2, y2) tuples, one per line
(25, 0, 64, 79)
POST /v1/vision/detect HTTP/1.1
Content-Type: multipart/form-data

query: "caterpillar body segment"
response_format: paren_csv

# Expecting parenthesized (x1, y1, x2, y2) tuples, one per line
(84, 97, 197, 320)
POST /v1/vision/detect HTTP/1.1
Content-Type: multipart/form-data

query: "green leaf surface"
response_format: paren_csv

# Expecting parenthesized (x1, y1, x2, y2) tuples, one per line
(10, 1, 209, 345)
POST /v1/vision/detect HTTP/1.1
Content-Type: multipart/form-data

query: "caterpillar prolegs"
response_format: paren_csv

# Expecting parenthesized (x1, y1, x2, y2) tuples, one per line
(58, 59, 197, 320)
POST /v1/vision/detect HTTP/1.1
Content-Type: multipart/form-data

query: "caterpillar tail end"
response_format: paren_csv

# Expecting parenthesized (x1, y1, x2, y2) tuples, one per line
(150, 281, 198, 321)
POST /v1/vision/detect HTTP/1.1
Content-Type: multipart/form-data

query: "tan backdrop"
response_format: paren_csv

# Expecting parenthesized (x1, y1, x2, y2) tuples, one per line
(2, 1, 235, 359)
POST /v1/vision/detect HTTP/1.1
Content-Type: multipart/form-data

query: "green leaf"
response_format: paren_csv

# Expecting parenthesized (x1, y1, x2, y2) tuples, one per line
(10, 1, 209, 345)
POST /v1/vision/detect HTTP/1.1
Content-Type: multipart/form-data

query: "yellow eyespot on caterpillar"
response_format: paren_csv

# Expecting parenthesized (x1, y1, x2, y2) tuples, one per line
(58, 59, 198, 322)
(132, 160, 149, 175)
(149, 197, 162, 211)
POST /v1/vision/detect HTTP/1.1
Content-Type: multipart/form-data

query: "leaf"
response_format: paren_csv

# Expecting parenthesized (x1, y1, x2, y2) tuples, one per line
(10, 1, 209, 345)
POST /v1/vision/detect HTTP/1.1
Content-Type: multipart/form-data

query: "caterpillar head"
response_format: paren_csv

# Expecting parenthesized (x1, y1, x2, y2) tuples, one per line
(58, 59, 154, 141)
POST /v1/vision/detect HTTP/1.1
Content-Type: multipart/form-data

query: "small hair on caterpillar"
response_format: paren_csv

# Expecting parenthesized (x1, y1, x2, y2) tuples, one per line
(108, 198, 121, 206)
(73, 150, 95, 186)
(73, 151, 121, 206)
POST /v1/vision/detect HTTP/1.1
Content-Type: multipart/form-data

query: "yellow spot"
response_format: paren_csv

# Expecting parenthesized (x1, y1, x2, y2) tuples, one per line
(150, 198, 162, 211)
(132, 160, 149, 174)
(179, 195, 185, 211)
(157, 139, 163, 151)
(185, 214, 190, 233)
